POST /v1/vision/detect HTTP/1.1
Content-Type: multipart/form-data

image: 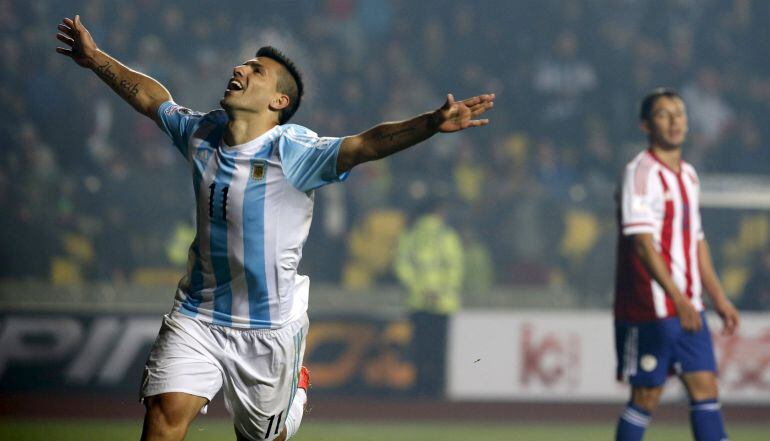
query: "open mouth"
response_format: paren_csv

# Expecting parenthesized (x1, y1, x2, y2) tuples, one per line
(226, 79, 244, 93)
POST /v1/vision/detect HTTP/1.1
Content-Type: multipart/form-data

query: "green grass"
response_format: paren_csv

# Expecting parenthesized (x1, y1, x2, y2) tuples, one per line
(2, 419, 769, 441)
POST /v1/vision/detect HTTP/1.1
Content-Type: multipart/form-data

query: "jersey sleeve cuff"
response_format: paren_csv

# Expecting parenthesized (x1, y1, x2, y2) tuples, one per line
(331, 139, 350, 182)
(622, 223, 656, 236)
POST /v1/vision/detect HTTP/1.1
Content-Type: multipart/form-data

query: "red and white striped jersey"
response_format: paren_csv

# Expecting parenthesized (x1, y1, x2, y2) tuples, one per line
(614, 149, 705, 323)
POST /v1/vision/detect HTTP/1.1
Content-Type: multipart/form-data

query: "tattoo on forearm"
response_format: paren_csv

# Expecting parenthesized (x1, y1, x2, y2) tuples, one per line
(96, 61, 116, 83)
(96, 61, 141, 99)
(379, 126, 416, 142)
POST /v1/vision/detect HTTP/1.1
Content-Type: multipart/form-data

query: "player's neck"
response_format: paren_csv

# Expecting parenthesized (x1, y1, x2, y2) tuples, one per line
(223, 115, 278, 147)
(649, 144, 682, 173)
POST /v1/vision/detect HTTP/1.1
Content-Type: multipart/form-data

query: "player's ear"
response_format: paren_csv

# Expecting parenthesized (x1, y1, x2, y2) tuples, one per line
(269, 94, 290, 112)
(639, 119, 651, 134)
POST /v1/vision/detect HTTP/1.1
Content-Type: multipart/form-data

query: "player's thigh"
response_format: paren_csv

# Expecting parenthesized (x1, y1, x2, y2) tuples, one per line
(222, 314, 309, 441)
(141, 313, 224, 405)
(142, 392, 208, 440)
(674, 312, 717, 376)
(615, 319, 675, 387)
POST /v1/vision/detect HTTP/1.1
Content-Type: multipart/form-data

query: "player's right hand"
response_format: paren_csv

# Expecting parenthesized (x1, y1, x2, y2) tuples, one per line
(56, 15, 98, 68)
(674, 297, 702, 332)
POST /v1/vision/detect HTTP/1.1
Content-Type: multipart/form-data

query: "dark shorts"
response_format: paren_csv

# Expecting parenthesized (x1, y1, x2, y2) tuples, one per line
(615, 312, 717, 387)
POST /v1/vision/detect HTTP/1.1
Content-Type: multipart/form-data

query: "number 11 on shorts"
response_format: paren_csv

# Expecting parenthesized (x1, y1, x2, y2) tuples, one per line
(264, 411, 283, 439)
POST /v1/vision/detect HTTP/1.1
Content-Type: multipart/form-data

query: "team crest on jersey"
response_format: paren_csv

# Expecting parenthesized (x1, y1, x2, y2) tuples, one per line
(196, 148, 211, 163)
(251, 160, 267, 181)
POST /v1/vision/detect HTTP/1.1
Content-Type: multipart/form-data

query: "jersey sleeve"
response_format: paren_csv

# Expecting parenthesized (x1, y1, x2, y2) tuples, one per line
(621, 164, 659, 236)
(278, 124, 350, 192)
(157, 101, 206, 158)
(689, 167, 706, 241)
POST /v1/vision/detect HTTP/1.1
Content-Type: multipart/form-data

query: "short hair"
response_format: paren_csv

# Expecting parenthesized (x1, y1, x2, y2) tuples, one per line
(639, 87, 682, 122)
(256, 46, 304, 125)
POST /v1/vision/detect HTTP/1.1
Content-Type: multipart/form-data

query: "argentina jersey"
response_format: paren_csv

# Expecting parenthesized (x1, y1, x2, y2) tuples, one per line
(157, 101, 349, 329)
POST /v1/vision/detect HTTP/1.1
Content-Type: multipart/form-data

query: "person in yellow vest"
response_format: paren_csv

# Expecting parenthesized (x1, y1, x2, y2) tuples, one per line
(394, 201, 464, 397)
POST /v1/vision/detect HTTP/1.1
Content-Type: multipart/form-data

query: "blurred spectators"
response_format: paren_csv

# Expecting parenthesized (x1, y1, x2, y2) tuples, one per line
(2, 0, 770, 310)
(737, 246, 770, 311)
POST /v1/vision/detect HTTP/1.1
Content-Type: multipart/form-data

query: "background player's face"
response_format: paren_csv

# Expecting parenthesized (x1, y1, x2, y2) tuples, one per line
(221, 57, 288, 118)
(641, 96, 688, 149)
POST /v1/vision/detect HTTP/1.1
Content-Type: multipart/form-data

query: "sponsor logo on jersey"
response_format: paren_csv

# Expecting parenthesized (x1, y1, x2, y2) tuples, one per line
(315, 137, 338, 150)
(251, 160, 267, 181)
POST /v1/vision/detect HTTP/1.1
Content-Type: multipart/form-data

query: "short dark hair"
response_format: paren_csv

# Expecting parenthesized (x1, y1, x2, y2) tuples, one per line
(639, 87, 682, 122)
(256, 46, 303, 125)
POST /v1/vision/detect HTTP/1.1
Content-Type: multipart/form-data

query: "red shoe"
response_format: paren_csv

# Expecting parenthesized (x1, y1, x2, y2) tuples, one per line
(298, 366, 310, 391)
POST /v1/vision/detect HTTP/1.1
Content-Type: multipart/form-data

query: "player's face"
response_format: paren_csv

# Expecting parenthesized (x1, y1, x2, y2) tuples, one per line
(641, 96, 688, 150)
(221, 57, 288, 117)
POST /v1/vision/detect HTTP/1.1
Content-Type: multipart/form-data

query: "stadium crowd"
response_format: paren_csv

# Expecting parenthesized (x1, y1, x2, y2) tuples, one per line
(2, 0, 769, 308)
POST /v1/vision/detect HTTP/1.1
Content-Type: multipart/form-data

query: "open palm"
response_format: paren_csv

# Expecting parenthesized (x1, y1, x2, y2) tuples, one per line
(56, 15, 98, 68)
(436, 93, 495, 133)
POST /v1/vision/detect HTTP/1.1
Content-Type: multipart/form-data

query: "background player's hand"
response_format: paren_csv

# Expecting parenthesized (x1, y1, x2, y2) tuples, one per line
(714, 300, 739, 336)
(433, 93, 495, 133)
(673, 297, 702, 332)
(56, 15, 98, 68)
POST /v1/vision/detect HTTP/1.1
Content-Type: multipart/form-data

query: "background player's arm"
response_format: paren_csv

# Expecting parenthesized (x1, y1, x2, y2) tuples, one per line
(337, 93, 494, 173)
(632, 233, 702, 331)
(56, 15, 171, 125)
(698, 239, 740, 335)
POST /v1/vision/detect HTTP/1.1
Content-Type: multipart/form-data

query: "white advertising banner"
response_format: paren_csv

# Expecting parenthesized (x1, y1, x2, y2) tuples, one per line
(447, 310, 770, 404)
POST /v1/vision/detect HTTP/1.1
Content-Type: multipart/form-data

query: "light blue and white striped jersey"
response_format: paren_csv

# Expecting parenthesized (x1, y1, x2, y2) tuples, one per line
(158, 101, 349, 329)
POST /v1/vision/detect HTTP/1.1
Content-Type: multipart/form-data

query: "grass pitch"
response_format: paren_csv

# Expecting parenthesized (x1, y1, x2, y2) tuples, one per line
(2, 419, 769, 440)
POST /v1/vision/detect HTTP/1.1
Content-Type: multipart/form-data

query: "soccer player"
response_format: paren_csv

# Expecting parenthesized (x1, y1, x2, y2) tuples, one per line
(56, 14, 494, 441)
(614, 88, 740, 441)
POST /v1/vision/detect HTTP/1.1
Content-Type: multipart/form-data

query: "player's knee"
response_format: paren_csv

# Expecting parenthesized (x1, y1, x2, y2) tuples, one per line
(631, 386, 664, 412)
(142, 395, 197, 440)
(683, 372, 719, 401)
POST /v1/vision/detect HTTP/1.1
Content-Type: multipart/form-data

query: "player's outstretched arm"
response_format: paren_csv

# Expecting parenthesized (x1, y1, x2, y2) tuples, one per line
(56, 15, 171, 125)
(698, 239, 740, 335)
(336, 93, 494, 173)
(633, 233, 703, 332)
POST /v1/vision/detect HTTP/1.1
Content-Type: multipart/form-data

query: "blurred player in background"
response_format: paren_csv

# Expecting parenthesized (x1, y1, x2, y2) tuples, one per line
(394, 199, 464, 398)
(56, 14, 494, 441)
(613, 88, 740, 441)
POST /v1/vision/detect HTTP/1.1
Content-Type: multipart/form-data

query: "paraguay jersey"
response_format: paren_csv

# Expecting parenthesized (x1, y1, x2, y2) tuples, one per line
(614, 149, 704, 323)
(157, 101, 349, 329)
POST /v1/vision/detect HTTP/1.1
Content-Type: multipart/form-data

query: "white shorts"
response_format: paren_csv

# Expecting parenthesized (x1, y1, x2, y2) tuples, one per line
(141, 311, 308, 441)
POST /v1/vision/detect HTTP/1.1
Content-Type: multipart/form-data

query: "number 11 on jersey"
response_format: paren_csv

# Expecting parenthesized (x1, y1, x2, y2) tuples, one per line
(208, 183, 229, 220)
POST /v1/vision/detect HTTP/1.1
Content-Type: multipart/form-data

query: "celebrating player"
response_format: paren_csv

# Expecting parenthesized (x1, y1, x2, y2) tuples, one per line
(56, 14, 494, 441)
(613, 88, 740, 441)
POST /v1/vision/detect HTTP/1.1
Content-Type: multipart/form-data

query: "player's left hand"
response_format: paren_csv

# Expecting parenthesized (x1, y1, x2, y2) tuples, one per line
(433, 93, 495, 133)
(715, 300, 740, 335)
